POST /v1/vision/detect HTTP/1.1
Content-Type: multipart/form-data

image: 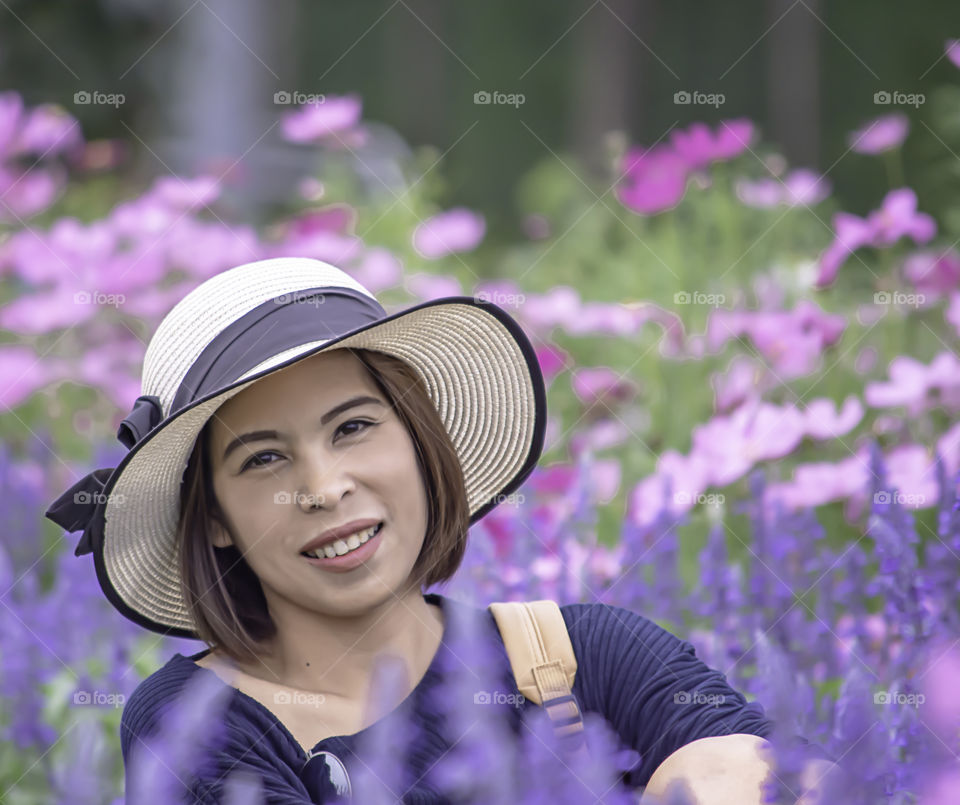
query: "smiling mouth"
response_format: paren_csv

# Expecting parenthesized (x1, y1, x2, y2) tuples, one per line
(299, 521, 384, 560)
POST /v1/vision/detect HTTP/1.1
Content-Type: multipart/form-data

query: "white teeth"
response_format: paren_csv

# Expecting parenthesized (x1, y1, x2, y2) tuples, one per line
(305, 524, 380, 560)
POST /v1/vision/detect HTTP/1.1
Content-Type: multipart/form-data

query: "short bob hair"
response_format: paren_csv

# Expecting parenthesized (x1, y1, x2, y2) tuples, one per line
(177, 347, 471, 666)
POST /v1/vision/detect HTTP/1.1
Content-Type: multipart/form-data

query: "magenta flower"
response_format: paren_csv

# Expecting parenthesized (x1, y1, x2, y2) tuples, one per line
(350, 247, 402, 293)
(711, 355, 768, 412)
(947, 292, 960, 338)
(669, 118, 755, 169)
(735, 177, 781, 208)
(903, 249, 960, 296)
(533, 342, 569, 385)
(616, 144, 688, 215)
(848, 113, 909, 154)
(412, 207, 486, 259)
(869, 188, 936, 247)
(570, 366, 638, 408)
(816, 188, 936, 287)
(815, 211, 874, 287)
(280, 94, 364, 144)
(946, 39, 960, 69)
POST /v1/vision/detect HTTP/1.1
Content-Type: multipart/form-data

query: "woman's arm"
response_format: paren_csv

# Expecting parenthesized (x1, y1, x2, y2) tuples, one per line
(642, 733, 842, 804)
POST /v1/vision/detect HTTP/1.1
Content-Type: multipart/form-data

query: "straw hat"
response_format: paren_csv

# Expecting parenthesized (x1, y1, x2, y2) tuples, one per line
(44, 257, 546, 638)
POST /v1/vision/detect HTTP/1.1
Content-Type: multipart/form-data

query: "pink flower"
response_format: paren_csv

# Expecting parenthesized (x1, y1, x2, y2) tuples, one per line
(412, 207, 485, 259)
(816, 188, 936, 287)
(868, 188, 936, 247)
(711, 356, 766, 413)
(848, 113, 909, 154)
(280, 94, 363, 144)
(350, 247, 402, 294)
(947, 292, 960, 338)
(903, 249, 960, 296)
(884, 444, 938, 509)
(691, 400, 806, 487)
(735, 169, 831, 208)
(570, 366, 638, 408)
(946, 39, 960, 69)
(802, 395, 864, 440)
(765, 452, 870, 511)
(616, 144, 688, 215)
(865, 351, 960, 416)
(0, 345, 61, 408)
(534, 343, 569, 385)
(669, 119, 755, 169)
(815, 211, 874, 287)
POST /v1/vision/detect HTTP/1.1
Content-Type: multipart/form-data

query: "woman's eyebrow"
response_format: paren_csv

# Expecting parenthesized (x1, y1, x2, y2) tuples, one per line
(220, 395, 385, 462)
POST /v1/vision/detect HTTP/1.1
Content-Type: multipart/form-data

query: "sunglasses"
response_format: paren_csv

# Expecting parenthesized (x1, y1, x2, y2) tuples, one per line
(300, 749, 352, 802)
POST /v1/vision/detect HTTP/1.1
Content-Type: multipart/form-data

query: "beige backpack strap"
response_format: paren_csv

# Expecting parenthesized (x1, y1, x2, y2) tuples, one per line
(488, 600, 588, 755)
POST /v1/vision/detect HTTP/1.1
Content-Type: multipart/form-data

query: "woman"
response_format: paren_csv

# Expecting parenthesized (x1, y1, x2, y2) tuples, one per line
(45, 256, 835, 803)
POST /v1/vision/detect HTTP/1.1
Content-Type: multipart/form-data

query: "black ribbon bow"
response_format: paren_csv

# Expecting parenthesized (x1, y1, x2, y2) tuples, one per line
(44, 394, 164, 557)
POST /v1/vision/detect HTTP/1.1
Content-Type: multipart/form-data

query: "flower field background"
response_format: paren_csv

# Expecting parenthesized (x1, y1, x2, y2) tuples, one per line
(4, 41, 960, 804)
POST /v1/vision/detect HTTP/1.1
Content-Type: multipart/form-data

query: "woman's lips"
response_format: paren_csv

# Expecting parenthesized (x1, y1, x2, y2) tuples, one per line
(300, 523, 383, 573)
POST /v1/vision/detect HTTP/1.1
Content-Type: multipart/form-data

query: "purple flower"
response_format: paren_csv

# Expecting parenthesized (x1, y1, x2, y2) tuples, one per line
(903, 248, 960, 296)
(816, 188, 936, 287)
(946, 39, 960, 69)
(765, 452, 870, 513)
(865, 351, 960, 417)
(669, 119, 755, 169)
(616, 145, 688, 215)
(280, 94, 365, 144)
(869, 188, 936, 247)
(848, 113, 909, 154)
(801, 395, 864, 440)
(735, 168, 831, 208)
(570, 366, 638, 408)
(412, 207, 486, 259)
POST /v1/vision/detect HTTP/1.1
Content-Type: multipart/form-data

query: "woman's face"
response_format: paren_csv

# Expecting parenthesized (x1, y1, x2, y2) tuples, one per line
(206, 349, 430, 620)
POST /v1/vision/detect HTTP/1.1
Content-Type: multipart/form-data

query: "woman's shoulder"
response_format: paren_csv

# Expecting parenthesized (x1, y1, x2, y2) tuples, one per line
(119, 651, 217, 760)
(557, 600, 683, 656)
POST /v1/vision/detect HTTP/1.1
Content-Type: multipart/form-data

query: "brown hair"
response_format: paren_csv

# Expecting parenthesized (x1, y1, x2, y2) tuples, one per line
(177, 347, 471, 666)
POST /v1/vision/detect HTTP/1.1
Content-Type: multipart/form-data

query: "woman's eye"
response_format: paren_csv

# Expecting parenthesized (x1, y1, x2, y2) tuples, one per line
(240, 451, 282, 472)
(337, 419, 375, 439)
(239, 421, 375, 472)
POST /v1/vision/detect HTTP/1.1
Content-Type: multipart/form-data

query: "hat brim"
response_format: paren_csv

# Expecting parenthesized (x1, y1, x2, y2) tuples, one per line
(88, 296, 547, 638)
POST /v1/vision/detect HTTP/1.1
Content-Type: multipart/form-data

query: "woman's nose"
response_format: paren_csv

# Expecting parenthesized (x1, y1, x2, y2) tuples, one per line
(295, 456, 355, 512)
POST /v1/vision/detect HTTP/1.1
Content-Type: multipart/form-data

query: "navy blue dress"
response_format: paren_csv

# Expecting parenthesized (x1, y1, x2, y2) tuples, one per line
(120, 592, 822, 803)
